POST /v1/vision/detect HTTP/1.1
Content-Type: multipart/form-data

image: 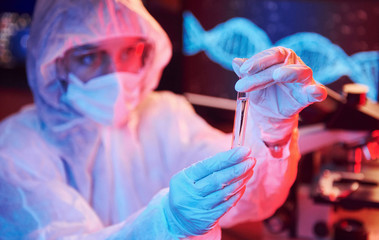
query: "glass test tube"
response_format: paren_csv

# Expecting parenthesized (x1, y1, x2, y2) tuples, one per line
(231, 92, 249, 148)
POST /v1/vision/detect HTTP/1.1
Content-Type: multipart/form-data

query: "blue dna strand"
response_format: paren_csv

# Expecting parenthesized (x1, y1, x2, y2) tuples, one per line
(183, 11, 272, 70)
(275, 33, 361, 86)
(183, 11, 379, 101)
(350, 51, 379, 100)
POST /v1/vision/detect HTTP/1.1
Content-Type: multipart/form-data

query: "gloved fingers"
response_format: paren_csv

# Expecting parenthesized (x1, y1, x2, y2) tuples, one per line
(194, 157, 255, 197)
(202, 167, 253, 209)
(305, 84, 327, 103)
(273, 64, 314, 85)
(235, 64, 283, 92)
(283, 48, 299, 65)
(184, 147, 251, 182)
(239, 47, 287, 75)
(273, 64, 327, 105)
(211, 186, 247, 220)
(232, 58, 248, 78)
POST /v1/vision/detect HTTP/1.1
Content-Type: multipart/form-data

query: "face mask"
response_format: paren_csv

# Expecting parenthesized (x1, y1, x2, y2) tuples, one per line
(63, 72, 143, 127)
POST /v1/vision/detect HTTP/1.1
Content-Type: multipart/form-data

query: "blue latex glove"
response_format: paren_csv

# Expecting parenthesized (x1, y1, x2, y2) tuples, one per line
(163, 147, 255, 237)
(232, 47, 327, 144)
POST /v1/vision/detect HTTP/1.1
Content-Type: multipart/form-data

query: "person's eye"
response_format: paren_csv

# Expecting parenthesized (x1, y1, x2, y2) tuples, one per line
(78, 53, 99, 66)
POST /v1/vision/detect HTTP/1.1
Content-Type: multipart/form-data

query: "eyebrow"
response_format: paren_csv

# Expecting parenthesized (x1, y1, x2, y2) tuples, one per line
(70, 44, 100, 53)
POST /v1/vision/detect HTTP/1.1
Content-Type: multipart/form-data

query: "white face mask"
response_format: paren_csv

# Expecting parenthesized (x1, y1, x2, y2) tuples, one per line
(63, 72, 143, 127)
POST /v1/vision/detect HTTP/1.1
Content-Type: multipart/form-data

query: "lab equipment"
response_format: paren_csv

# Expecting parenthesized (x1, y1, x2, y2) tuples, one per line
(231, 92, 249, 148)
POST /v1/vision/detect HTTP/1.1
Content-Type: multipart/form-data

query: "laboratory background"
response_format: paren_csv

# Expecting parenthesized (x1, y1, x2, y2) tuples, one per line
(1, 0, 379, 239)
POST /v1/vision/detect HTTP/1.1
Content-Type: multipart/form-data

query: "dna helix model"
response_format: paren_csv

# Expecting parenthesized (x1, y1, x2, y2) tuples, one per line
(183, 11, 379, 100)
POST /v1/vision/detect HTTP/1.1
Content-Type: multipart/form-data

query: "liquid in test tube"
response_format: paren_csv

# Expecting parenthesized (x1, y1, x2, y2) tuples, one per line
(231, 92, 249, 148)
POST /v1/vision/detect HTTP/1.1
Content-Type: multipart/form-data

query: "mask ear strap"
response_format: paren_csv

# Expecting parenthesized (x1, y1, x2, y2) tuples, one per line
(56, 57, 69, 92)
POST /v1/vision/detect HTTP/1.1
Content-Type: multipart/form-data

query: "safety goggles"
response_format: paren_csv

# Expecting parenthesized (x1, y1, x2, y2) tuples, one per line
(61, 37, 153, 83)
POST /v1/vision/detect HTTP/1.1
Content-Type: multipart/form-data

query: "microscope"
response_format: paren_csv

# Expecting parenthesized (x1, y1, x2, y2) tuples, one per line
(266, 83, 379, 240)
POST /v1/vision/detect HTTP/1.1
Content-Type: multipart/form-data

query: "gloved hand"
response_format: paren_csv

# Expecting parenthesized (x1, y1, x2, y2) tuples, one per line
(163, 147, 255, 237)
(232, 47, 327, 150)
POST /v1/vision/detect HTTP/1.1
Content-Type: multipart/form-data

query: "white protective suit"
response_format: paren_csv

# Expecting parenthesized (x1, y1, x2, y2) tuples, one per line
(0, 0, 300, 239)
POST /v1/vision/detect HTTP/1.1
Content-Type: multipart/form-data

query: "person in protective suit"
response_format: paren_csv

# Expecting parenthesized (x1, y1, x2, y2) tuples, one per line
(0, 0, 327, 239)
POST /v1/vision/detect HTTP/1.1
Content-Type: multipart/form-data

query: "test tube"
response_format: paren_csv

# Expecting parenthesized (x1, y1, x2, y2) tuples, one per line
(231, 92, 249, 148)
